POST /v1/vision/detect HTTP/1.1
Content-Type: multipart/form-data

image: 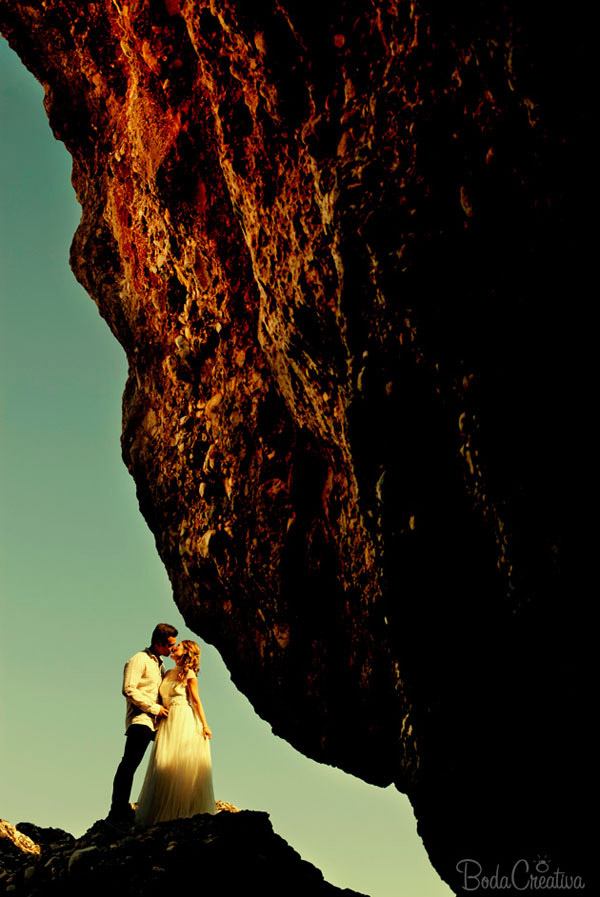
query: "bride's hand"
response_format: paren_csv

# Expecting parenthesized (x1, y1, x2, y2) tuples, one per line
(202, 724, 213, 739)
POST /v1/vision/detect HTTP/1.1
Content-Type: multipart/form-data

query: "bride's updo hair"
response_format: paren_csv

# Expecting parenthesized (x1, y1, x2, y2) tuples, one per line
(176, 639, 201, 682)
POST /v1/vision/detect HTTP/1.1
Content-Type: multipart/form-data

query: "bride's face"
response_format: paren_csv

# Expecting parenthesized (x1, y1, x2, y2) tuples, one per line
(170, 642, 185, 663)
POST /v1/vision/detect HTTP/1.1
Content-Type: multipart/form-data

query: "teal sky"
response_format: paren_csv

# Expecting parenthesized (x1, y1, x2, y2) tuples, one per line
(0, 37, 451, 897)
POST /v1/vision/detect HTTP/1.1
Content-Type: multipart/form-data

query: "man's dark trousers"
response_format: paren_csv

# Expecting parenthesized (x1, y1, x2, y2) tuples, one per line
(109, 724, 155, 818)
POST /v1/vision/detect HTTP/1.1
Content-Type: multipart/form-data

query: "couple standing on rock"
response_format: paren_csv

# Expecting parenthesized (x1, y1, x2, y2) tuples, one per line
(107, 623, 218, 829)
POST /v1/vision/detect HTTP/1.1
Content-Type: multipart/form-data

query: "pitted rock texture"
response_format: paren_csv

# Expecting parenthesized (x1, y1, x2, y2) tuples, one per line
(0, 1, 591, 893)
(0, 813, 367, 896)
(0, 821, 42, 878)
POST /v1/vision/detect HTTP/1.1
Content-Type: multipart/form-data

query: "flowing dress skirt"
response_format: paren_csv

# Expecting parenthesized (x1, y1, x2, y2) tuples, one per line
(135, 696, 217, 826)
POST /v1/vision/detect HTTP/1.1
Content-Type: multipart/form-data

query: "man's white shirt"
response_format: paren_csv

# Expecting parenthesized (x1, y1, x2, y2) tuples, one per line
(122, 648, 166, 734)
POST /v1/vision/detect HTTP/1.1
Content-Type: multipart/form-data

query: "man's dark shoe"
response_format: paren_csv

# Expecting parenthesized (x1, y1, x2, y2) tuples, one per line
(106, 805, 135, 828)
(104, 813, 135, 837)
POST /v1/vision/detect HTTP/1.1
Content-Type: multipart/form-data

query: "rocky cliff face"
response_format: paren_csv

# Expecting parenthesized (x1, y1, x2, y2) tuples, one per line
(0, 1, 591, 894)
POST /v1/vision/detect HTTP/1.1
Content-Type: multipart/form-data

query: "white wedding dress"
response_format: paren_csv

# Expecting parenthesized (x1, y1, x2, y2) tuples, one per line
(134, 668, 217, 826)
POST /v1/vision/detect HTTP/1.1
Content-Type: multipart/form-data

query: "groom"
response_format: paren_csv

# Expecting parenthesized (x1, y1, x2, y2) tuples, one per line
(107, 623, 178, 824)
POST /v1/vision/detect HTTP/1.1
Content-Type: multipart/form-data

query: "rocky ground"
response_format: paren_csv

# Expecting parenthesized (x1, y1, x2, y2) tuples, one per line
(0, 805, 368, 897)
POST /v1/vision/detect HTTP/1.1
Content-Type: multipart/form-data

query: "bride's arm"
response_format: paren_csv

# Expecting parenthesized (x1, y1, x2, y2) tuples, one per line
(186, 676, 213, 738)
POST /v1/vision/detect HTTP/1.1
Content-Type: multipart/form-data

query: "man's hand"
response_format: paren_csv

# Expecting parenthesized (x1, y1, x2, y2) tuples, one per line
(157, 706, 169, 718)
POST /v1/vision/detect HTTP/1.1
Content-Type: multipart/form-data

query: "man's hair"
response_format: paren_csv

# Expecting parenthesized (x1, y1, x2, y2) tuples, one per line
(150, 623, 178, 646)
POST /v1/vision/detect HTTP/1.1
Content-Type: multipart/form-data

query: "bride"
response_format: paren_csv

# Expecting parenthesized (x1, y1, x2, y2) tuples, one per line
(134, 639, 218, 826)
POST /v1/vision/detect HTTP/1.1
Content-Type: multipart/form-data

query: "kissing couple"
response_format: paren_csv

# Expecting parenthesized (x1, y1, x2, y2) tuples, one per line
(107, 623, 218, 828)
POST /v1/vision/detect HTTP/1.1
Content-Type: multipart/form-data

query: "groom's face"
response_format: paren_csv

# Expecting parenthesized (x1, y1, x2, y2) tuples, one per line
(157, 636, 177, 657)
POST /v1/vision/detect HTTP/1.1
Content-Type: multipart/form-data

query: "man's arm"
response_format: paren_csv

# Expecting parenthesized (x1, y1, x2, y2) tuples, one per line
(122, 653, 163, 716)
